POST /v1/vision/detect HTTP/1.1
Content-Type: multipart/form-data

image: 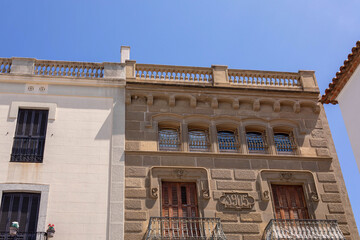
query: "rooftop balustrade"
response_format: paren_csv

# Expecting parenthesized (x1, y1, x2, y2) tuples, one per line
(264, 219, 345, 240)
(0, 58, 11, 73)
(0, 57, 320, 92)
(135, 64, 213, 84)
(34, 60, 104, 78)
(145, 217, 227, 240)
(228, 69, 302, 88)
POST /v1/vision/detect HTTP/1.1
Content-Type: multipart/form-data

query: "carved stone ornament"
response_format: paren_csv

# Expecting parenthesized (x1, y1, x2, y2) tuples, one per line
(262, 190, 270, 201)
(219, 192, 255, 210)
(201, 189, 210, 200)
(151, 188, 158, 199)
(311, 191, 319, 202)
(280, 172, 293, 181)
(174, 169, 185, 178)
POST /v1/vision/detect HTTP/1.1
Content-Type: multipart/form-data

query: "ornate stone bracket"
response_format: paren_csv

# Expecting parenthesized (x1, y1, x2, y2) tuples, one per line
(149, 166, 211, 200)
(258, 169, 320, 202)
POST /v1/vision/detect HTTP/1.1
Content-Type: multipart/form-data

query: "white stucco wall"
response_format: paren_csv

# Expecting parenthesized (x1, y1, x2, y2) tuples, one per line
(0, 81, 125, 240)
(337, 64, 360, 172)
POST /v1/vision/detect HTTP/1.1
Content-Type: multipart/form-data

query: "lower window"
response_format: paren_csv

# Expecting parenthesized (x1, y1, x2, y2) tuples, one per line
(271, 184, 309, 219)
(0, 193, 41, 239)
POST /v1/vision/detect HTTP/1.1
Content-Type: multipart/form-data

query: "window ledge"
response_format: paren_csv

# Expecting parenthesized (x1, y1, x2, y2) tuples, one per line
(125, 150, 332, 161)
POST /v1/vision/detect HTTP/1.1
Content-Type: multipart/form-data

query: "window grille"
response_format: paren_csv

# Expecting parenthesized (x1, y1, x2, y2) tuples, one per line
(217, 130, 239, 151)
(158, 128, 181, 151)
(11, 109, 48, 163)
(188, 130, 210, 151)
(0, 193, 41, 237)
(274, 133, 296, 153)
(246, 131, 266, 153)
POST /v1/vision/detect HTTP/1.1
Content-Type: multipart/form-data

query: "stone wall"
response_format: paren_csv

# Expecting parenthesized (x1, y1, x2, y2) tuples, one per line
(124, 83, 359, 240)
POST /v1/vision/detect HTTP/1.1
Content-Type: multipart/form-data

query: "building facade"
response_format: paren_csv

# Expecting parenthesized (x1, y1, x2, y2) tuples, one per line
(0, 49, 358, 240)
(321, 40, 360, 172)
(0, 53, 127, 239)
(124, 62, 359, 239)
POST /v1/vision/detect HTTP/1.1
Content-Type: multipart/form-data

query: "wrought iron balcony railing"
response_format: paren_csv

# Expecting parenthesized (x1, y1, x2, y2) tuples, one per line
(0, 232, 47, 240)
(145, 217, 227, 240)
(264, 219, 345, 240)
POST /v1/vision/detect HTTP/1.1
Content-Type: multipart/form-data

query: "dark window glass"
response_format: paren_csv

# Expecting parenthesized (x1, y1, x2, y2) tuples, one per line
(188, 130, 209, 151)
(274, 133, 295, 153)
(218, 131, 238, 151)
(159, 129, 180, 151)
(0, 193, 41, 240)
(246, 132, 266, 153)
(11, 109, 48, 163)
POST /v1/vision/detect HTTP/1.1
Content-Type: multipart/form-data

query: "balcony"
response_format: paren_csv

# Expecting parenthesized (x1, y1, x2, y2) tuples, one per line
(0, 232, 47, 240)
(264, 219, 345, 240)
(145, 217, 227, 240)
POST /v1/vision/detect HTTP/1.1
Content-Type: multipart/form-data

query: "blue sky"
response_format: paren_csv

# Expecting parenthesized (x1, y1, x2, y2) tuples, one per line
(1, 0, 360, 230)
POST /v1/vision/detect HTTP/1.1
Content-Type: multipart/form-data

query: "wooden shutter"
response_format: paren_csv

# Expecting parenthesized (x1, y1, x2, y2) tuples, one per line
(162, 182, 198, 218)
(271, 185, 309, 219)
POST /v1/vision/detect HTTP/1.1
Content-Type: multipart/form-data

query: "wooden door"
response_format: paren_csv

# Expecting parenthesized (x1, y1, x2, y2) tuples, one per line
(161, 182, 199, 237)
(162, 182, 198, 218)
(271, 185, 309, 219)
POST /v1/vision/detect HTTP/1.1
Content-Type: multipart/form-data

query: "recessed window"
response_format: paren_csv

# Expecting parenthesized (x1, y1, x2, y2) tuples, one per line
(246, 131, 266, 153)
(274, 133, 296, 154)
(188, 129, 209, 152)
(0, 193, 41, 237)
(158, 128, 180, 151)
(217, 130, 239, 152)
(11, 109, 49, 163)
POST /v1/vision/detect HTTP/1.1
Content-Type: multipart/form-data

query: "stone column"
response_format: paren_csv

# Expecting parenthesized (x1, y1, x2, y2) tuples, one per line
(11, 57, 35, 74)
(210, 123, 218, 153)
(211, 65, 228, 86)
(181, 122, 189, 152)
(239, 123, 248, 154)
(108, 89, 126, 240)
(299, 70, 319, 92)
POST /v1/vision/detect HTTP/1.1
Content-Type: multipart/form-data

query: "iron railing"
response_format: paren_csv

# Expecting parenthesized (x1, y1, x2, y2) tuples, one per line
(246, 132, 267, 153)
(145, 217, 227, 240)
(10, 137, 45, 163)
(264, 219, 345, 240)
(158, 129, 181, 151)
(0, 232, 47, 240)
(188, 130, 210, 152)
(274, 133, 296, 154)
(217, 131, 239, 152)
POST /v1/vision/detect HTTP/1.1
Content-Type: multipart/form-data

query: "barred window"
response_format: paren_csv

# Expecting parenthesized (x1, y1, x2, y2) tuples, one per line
(217, 130, 239, 152)
(246, 131, 266, 153)
(11, 109, 49, 163)
(188, 130, 210, 151)
(274, 133, 296, 153)
(159, 128, 180, 151)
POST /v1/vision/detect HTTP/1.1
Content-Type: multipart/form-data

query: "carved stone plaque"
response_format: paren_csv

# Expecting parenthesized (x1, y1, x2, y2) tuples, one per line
(219, 193, 255, 210)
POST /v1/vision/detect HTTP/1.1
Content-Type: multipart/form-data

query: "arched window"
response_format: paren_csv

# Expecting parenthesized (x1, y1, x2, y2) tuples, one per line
(217, 130, 239, 152)
(158, 128, 180, 151)
(188, 129, 210, 151)
(274, 132, 296, 154)
(246, 131, 266, 153)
